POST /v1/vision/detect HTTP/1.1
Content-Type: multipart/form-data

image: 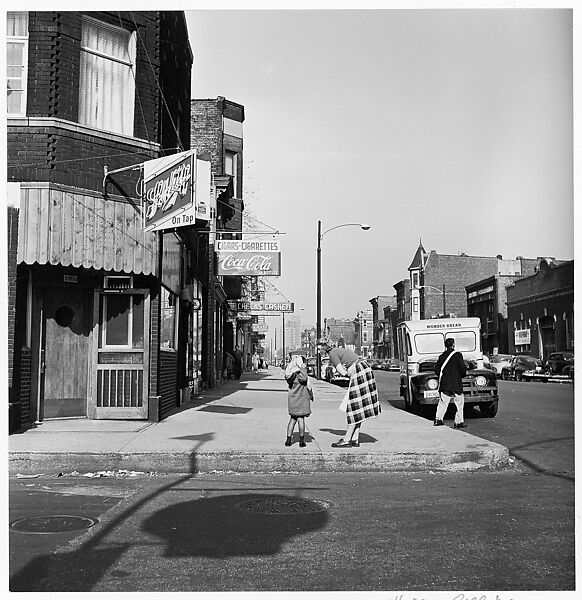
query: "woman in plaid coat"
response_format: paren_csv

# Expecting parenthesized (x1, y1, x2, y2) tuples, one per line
(319, 341, 381, 448)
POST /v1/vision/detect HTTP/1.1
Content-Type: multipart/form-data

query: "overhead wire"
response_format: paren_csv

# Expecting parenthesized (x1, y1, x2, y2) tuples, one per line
(118, 12, 156, 157)
(128, 11, 184, 152)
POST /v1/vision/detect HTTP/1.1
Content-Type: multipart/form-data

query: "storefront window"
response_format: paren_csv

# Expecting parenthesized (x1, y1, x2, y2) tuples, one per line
(160, 286, 178, 350)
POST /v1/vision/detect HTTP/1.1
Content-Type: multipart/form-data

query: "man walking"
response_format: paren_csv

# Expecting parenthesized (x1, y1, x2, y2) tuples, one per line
(434, 337, 467, 428)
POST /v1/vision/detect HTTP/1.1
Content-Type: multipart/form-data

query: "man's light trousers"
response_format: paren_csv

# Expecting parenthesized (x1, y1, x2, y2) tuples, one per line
(436, 391, 464, 423)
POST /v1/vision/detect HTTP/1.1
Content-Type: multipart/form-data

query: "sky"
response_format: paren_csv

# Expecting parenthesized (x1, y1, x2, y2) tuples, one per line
(185, 6, 574, 339)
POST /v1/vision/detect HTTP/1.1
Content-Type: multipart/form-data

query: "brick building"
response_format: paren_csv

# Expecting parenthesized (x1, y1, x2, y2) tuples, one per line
(7, 11, 195, 430)
(506, 259, 574, 359)
(190, 97, 248, 383)
(404, 241, 538, 323)
(324, 318, 356, 349)
(354, 309, 373, 357)
(466, 258, 539, 355)
(394, 279, 411, 324)
(382, 303, 399, 360)
(369, 295, 396, 359)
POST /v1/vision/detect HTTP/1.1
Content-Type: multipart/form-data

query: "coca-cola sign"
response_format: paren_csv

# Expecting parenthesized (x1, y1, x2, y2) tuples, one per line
(143, 150, 195, 232)
(216, 251, 281, 276)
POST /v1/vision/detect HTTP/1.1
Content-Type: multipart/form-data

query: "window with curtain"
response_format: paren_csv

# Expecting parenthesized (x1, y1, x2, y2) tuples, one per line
(78, 16, 136, 136)
(6, 12, 28, 115)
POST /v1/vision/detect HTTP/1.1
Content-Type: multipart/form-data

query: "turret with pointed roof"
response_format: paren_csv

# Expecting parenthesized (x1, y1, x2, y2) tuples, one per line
(408, 240, 427, 271)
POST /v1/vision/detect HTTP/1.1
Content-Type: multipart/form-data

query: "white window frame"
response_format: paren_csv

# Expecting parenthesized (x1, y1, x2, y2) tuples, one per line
(78, 15, 136, 136)
(225, 150, 238, 197)
(6, 12, 29, 117)
(160, 286, 179, 352)
(101, 294, 140, 350)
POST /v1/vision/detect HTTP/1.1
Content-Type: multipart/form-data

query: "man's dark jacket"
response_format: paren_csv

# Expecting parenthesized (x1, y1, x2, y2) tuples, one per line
(435, 349, 467, 394)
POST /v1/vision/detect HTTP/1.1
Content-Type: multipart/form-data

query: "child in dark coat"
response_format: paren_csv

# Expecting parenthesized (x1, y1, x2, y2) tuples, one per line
(284, 355, 313, 447)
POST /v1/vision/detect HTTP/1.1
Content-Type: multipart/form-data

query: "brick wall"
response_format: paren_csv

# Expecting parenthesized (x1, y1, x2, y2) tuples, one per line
(7, 207, 19, 394)
(7, 11, 195, 195)
(424, 253, 498, 318)
(190, 100, 223, 175)
(507, 261, 574, 356)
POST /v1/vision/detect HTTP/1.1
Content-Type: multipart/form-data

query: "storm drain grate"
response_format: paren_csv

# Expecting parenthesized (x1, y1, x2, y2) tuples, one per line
(9, 515, 98, 534)
(235, 496, 332, 515)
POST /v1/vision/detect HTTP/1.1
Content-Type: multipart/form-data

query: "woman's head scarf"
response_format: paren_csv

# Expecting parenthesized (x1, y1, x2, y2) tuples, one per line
(285, 355, 305, 378)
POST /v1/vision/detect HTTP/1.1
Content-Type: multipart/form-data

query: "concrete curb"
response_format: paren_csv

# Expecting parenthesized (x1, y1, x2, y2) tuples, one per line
(9, 442, 510, 475)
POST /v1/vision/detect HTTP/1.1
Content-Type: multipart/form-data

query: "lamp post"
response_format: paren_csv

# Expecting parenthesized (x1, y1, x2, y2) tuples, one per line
(418, 284, 446, 317)
(316, 220, 370, 378)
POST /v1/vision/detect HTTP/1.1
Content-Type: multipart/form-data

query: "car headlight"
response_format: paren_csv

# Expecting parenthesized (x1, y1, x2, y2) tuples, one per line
(426, 378, 438, 390)
(475, 375, 487, 387)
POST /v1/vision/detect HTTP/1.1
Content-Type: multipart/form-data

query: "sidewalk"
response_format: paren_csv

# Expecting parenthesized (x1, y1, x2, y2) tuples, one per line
(9, 368, 509, 475)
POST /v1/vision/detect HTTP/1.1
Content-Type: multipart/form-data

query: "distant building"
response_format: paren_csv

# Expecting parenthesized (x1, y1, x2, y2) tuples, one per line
(369, 296, 396, 358)
(382, 303, 399, 360)
(354, 309, 373, 357)
(506, 259, 573, 359)
(324, 317, 356, 350)
(466, 266, 538, 355)
(394, 279, 411, 324)
(285, 314, 302, 352)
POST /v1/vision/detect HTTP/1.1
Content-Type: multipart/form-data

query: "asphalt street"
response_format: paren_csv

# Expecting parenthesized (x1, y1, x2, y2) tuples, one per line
(375, 371, 574, 478)
(9, 468, 574, 593)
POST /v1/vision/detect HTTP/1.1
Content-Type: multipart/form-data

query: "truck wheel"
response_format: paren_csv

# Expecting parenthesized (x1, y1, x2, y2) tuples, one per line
(403, 388, 413, 412)
(411, 391, 421, 414)
(481, 400, 498, 418)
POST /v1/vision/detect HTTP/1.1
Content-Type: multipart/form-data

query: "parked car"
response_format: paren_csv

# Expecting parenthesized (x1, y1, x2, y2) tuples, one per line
(370, 360, 384, 370)
(488, 354, 513, 378)
(306, 356, 317, 377)
(321, 357, 349, 386)
(545, 351, 574, 375)
(563, 360, 575, 380)
(383, 358, 400, 372)
(501, 355, 546, 381)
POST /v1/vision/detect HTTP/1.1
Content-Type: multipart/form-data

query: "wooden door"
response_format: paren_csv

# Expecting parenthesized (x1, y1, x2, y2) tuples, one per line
(88, 290, 150, 419)
(42, 287, 92, 418)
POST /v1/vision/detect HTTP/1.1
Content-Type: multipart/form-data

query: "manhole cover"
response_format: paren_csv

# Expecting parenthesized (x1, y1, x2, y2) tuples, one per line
(235, 497, 332, 515)
(9, 515, 98, 534)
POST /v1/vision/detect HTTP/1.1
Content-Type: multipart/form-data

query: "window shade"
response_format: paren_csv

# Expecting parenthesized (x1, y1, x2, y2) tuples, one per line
(78, 16, 136, 136)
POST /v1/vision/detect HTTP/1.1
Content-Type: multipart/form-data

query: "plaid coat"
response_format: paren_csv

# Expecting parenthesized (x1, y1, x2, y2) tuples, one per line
(346, 360, 381, 425)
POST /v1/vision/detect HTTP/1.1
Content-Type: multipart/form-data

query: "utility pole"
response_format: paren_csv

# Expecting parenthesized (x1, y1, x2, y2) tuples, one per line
(316, 220, 322, 379)
(443, 283, 446, 317)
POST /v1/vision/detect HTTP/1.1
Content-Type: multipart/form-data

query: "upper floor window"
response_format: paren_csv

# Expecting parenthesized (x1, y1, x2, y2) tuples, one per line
(6, 12, 28, 116)
(79, 16, 136, 136)
(225, 150, 238, 197)
(411, 271, 419, 289)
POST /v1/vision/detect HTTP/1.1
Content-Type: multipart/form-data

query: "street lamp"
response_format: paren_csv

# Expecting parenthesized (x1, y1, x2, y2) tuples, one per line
(418, 284, 446, 317)
(316, 220, 370, 378)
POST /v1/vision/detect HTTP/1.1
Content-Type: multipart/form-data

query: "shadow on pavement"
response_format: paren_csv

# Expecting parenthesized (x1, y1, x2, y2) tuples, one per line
(509, 436, 575, 482)
(9, 434, 212, 591)
(319, 428, 378, 444)
(141, 493, 329, 558)
(9, 427, 330, 592)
